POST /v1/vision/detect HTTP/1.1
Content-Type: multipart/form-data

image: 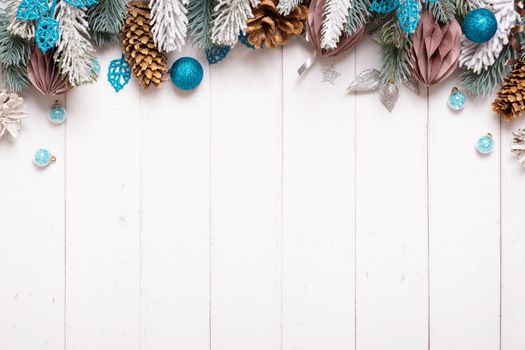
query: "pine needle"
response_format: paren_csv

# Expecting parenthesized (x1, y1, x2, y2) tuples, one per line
(378, 17, 411, 84)
(188, 0, 215, 49)
(88, 0, 127, 46)
(0, 63, 29, 92)
(344, 0, 370, 36)
(460, 44, 516, 96)
(0, 12, 30, 67)
(429, 0, 455, 23)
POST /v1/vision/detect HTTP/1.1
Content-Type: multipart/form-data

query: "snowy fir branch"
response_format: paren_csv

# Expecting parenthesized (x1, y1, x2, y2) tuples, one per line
(277, 0, 303, 15)
(88, 0, 127, 46)
(7, 0, 34, 40)
(150, 0, 189, 53)
(429, 0, 455, 23)
(187, 0, 215, 49)
(379, 17, 411, 84)
(54, 1, 97, 87)
(460, 44, 515, 96)
(344, 0, 370, 36)
(211, 0, 257, 46)
(321, 0, 352, 49)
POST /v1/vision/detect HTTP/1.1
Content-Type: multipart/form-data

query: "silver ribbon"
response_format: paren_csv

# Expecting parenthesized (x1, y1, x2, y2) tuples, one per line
(297, 33, 317, 76)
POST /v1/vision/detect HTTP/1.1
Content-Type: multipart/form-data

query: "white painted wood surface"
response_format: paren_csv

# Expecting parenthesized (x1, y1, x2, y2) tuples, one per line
(1, 38, 524, 350)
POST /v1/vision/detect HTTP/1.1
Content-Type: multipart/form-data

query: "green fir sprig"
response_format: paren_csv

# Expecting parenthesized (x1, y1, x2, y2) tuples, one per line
(0, 11, 30, 92)
(460, 44, 516, 96)
(187, 0, 215, 50)
(429, 0, 455, 23)
(87, 0, 127, 47)
(378, 16, 411, 84)
(344, 0, 370, 36)
(455, 0, 480, 19)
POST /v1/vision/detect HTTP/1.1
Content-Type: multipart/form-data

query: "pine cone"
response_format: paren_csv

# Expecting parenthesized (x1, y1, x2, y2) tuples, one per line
(122, 1, 168, 88)
(246, 0, 308, 49)
(493, 61, 525, 121)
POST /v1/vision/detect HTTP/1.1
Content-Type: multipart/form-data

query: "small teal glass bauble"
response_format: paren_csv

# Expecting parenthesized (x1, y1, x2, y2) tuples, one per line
(48, 103, 67, 124)
(463, 8, 497, 43)
(33, 148, 55, 167)
(447, 88, 465, 111)
(92, 59, 101, 75)
(476, 133, 494, 154)
(170, 57, 203, 91)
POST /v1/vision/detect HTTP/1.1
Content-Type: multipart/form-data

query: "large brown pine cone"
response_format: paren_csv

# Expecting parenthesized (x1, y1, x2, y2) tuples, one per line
(493, 61, 525, 121)
(122, 1, 168, 88)
(246, 0, 308, 49)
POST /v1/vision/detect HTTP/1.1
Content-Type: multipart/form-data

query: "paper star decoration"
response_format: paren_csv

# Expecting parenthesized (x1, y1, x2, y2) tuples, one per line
(321, 65, 341, 85)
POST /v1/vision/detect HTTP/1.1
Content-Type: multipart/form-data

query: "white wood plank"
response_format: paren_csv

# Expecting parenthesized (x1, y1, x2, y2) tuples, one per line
(0, 90, 65, 350)
(355, 38, 428, 350)
(281, 40, 356, 350)
(501, 119, 525, 350)
(65, 47, 141, 350)
(140, 47, 210, 350)
(209, 45, 282, 350)
(428, 83, 500, 350)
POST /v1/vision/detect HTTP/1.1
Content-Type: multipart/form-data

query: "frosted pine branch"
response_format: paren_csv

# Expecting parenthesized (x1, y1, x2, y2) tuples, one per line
(277, 0, 303, 15)
(7, 0, 34, 39)
(150, 0, 188, 52)
(211, 0, 258, 46)
(321, 0, 351, 50)
(54, 2, 97, 87)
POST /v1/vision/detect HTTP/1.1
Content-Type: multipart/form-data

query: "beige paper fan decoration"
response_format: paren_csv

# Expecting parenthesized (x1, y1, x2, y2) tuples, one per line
(27, 47, 70, 96)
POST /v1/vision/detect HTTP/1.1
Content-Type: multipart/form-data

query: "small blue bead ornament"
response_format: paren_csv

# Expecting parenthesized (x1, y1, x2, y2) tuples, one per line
(170, 57, 204, 91)
(33, 148, 56, 167)
(16, 0, 49, 21)
(476, 133, 494, 154)
(448, 87, 466, 111)
(48, 102, 67, 125)
(108, 56, 131, 92)
(206, 46, 230, 64)
(91, 59, 101, 75)
(396, 0, 420, 33)
(463, 8, 498, 43)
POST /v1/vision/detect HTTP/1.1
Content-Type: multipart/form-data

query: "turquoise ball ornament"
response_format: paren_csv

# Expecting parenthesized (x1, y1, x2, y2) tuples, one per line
(463, 8, 497, 43)
(33, 148, 55, 167)
(448, 88, 466, 111)
(476, 133, 494, 154)
(48, 103, 67, 124)
(170, 57, 203, 91)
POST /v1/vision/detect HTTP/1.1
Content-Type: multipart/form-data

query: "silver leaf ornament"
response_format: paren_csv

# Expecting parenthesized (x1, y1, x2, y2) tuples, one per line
(347, 69, 381, 92)
(380, 82, 399, 113)
(511, 128, 525, 167)
(403, 75, 420, 96)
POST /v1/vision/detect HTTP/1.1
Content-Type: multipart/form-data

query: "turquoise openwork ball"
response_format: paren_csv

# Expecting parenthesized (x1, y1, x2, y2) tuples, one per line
(463, 8, 497, 43)
(170, 57, 204, 91)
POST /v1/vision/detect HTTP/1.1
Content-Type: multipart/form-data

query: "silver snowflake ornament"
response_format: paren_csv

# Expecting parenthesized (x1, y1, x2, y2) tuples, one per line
(511, 128, 525, 167)
(0, 90, 28, 139)
(321, 65, 341, 85)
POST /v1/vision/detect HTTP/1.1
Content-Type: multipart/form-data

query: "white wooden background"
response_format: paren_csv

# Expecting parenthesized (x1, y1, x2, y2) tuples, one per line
(1, 36, 525, 350)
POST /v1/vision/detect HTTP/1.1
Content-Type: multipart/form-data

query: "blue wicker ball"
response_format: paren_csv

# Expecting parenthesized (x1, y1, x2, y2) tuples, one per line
(170, 57, 204, 91)
(462, 8, 497, 43)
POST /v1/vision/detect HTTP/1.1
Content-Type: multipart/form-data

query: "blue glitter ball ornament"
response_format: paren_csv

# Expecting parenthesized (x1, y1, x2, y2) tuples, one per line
(48, 103, 66, 124)
(463, 8, 497, 43)
(448, 88, 466, 111)
(170, 57, 203, 91)
(476, 133, 494, 154)
(33, 148, 55, 167)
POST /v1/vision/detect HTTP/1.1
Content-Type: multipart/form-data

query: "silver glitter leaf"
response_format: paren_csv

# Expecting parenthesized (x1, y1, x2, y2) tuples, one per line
(347, 69, 381, 93)
(379, 83, 398, 113)
(403, 75, 420, 96)
(511, 128, 525, 167)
